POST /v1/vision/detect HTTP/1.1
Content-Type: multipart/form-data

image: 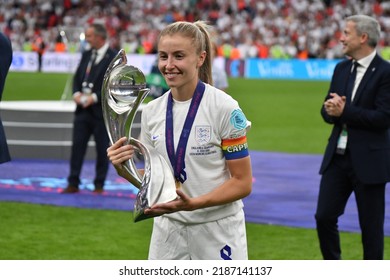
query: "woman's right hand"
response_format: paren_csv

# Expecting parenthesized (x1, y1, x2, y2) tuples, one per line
(106, 137, 135, 169)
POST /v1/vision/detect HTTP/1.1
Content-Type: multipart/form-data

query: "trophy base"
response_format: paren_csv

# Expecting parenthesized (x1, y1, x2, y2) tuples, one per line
(133, 210, 160, 223)
(132, 149, 177, 223)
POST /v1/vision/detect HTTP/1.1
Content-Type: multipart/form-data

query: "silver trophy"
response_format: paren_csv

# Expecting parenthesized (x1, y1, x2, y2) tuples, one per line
(102, 49, 177, 222)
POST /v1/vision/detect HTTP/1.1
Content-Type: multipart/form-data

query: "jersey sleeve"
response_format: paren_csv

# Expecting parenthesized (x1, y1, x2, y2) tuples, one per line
(219, 98, 251, 160)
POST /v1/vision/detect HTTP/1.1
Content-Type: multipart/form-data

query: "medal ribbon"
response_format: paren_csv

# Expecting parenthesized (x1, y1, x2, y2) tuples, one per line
(166, 80, 205, 183)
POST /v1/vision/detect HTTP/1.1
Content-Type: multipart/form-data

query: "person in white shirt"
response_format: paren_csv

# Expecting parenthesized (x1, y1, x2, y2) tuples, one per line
(211, 42, 229, 92)
(107, 21, 252, 260)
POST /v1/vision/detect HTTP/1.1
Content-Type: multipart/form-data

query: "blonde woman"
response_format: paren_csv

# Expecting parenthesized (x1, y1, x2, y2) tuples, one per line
(108, 21, 252, 260)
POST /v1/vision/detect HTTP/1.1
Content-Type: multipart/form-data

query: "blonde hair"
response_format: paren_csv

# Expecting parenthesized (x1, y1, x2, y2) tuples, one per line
(158, 21, 213, 85)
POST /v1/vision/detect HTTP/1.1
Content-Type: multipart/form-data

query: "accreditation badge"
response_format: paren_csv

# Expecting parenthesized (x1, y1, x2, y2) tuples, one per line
(336, 126, 348, 155)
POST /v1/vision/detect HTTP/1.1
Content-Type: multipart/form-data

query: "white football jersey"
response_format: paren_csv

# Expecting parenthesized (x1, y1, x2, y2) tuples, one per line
(140, 83, 250, 223)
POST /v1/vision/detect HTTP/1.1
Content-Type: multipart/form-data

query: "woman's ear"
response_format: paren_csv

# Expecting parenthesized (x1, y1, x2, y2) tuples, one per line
(197, 51, 207, 68)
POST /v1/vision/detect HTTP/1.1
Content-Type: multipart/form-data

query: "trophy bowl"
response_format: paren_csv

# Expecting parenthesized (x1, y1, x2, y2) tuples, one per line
(109, 65, 146, 103)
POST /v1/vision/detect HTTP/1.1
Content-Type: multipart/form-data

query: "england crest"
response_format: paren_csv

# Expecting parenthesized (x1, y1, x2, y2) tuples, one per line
(195, 125, 211, 145)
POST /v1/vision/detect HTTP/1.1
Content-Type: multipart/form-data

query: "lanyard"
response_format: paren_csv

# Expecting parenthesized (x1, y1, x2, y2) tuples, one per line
(165, 80, 205, 183)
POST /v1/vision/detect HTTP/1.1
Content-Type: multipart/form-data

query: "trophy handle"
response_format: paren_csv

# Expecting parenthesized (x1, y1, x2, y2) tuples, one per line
(102, 50, 149, 188)
(131, 139, 177, 222)
(102, 49, 177, 223)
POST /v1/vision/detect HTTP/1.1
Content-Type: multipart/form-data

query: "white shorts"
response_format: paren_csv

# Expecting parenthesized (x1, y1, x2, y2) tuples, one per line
(148, 209, 248, 260)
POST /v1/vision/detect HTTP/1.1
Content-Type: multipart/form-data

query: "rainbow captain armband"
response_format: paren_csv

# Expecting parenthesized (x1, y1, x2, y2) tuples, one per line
(222, 136, 249, 160)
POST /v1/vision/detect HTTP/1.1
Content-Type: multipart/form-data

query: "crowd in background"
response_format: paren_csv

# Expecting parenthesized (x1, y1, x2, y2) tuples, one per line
(2, 0, 390, 60)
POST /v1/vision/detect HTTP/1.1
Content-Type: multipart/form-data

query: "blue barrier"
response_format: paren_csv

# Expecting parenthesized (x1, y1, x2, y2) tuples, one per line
(243, 58, 341, 80)
(11, 52, 342, 81)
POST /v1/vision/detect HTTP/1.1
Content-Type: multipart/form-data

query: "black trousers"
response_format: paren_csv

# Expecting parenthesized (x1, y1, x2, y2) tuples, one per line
(68, 110, 109, 188)
(315, 152, 386, 260)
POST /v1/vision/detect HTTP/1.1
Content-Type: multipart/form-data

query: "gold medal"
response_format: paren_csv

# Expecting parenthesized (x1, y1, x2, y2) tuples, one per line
(175, 180, 181, 189)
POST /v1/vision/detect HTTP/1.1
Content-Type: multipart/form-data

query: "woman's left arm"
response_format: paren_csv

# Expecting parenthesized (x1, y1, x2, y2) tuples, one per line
(144, 156, 252, 215)
(192, 156, 252, 208)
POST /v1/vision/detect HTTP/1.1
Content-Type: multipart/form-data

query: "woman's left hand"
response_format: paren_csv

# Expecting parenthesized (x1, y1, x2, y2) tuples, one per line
(144, 189, 195, 216)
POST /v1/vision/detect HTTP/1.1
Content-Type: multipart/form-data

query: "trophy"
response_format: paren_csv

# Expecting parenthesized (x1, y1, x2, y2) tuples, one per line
(102, 49, 177, 222)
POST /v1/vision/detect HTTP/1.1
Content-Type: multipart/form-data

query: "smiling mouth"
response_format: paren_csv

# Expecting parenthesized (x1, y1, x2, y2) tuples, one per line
(165, 73, 180, 78)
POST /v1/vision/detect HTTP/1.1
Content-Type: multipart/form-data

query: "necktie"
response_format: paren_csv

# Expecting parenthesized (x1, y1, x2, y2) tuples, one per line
(346, 61, 359, 101)
(84, 49, 97, 82)
(336, 61, 359, 155)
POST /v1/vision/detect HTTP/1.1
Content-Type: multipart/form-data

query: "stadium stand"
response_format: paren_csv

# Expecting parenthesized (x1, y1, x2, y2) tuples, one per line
(1, 0, 390, 60)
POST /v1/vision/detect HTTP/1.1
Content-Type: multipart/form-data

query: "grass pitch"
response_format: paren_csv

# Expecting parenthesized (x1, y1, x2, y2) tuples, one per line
(2, 201, 387, 260)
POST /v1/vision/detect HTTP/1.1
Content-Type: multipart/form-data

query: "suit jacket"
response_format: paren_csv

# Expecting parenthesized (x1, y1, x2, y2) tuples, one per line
(0, 32, 12, 163)
(319, 54, 390, 184)
(73, 47, 116, 119)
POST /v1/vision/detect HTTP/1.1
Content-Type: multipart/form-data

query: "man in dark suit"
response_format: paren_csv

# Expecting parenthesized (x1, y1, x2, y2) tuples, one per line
(62, 23, 116, 194)
(315, 15, 390, 260)
(0, 32, 12, 164)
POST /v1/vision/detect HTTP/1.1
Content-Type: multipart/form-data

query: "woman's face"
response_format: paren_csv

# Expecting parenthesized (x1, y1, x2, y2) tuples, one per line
(157, 34, 205, 92)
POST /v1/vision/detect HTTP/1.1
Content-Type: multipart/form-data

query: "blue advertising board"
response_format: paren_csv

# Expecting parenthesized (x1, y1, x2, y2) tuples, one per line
(11, 52, 343, 81)
(244, 58, 342, 80)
